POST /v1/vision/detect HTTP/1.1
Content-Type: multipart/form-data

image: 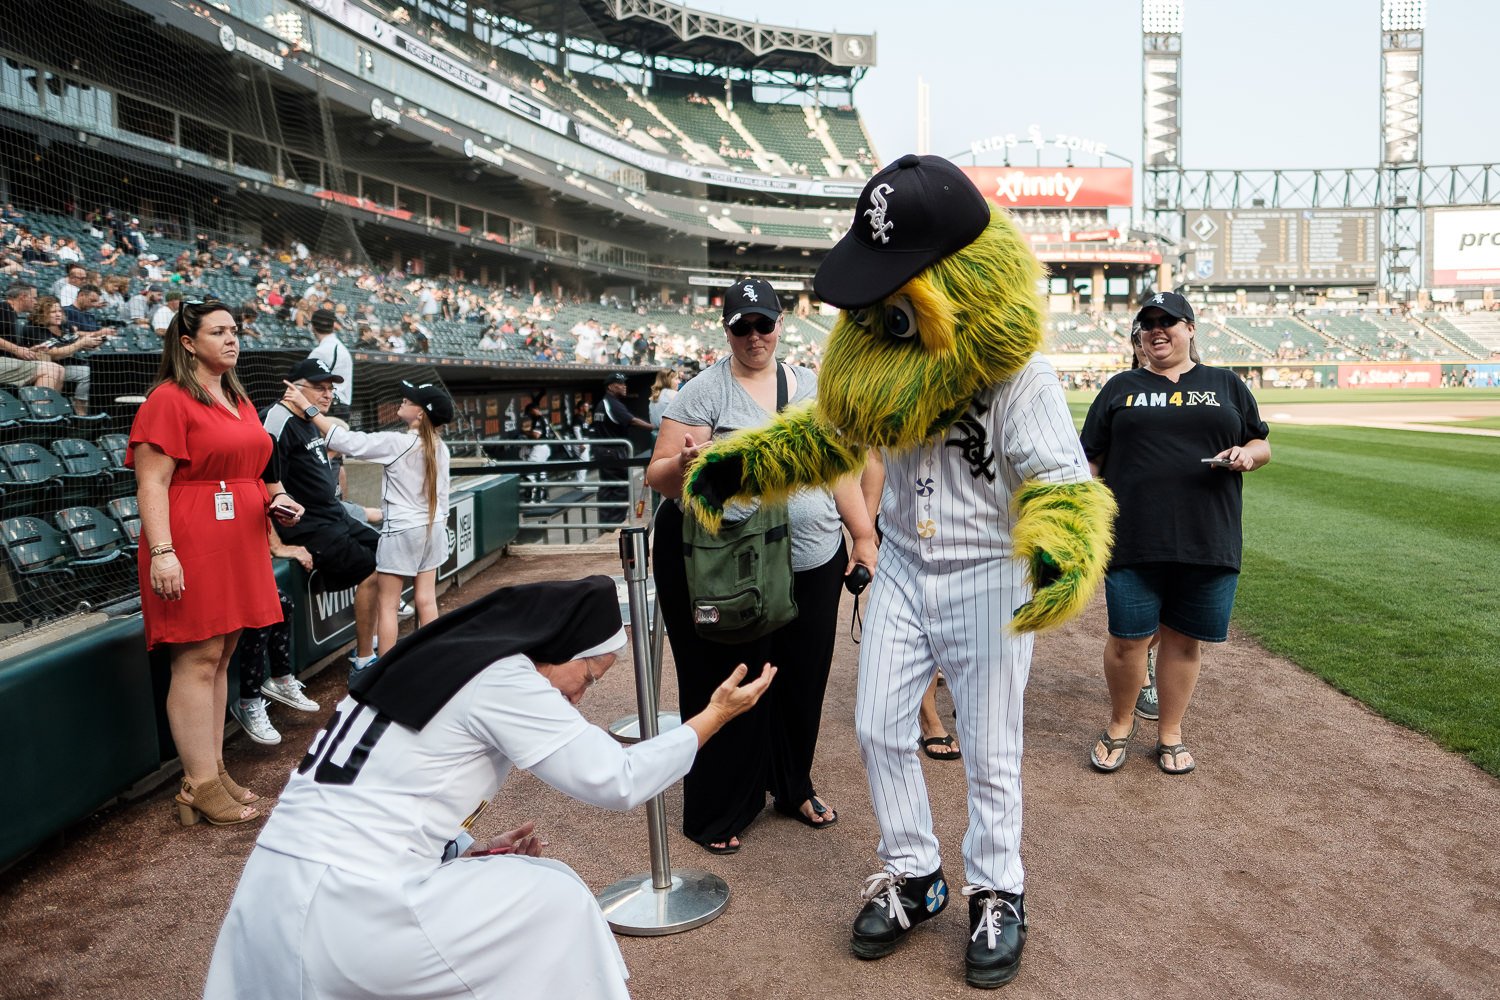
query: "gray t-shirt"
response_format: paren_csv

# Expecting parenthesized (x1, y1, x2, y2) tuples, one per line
(664, 358, 842, 571)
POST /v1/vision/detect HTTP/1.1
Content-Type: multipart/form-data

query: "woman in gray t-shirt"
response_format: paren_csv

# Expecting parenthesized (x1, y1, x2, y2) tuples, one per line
(646, 281, 875, 854)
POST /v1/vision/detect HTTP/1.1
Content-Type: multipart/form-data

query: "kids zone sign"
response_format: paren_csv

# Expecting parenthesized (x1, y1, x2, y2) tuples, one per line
(962, 167, 1133, 209)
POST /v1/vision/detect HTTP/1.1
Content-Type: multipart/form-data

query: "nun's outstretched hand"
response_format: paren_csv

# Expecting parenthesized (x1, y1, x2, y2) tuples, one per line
(686, 662, 777, 747)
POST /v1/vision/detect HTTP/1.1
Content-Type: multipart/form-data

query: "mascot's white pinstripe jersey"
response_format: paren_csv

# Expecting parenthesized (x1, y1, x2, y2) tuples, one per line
(859, 356, 1088, 891)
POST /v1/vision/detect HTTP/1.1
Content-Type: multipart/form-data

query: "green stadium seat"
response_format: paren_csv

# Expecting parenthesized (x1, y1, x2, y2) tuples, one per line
(15, 386, 69, 425)
(97, 433, 130, 471)
(0, 515, 78, 623)
(54, 506, 130, 566)
(0, 389, 26, 430)
(0, 442, 64, 515)
(106, 496, 140, 548)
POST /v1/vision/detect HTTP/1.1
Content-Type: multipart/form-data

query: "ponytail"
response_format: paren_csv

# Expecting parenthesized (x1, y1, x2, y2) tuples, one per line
(416, 414, 443, 530)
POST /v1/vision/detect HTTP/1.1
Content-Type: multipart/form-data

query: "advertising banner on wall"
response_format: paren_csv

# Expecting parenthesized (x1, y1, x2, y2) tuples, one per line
(1336, 363, 1441, 389)
(962, 167, 1133, 208)
(1428, 208, 1500, 286)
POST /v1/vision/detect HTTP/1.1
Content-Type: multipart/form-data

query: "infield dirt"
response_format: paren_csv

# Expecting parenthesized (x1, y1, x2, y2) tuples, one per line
(2, 540, 1497, 999)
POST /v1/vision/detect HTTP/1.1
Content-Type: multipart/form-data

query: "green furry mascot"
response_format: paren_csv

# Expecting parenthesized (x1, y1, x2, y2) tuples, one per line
(683, 157, 1114, 633)
(682, 152, 1117, 985)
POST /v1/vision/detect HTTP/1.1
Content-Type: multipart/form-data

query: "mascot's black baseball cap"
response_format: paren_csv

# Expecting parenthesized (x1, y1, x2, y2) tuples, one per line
(815, 153, 991, 308)
(722, 277, 782, 326)
(1134, 291, 1195, 326)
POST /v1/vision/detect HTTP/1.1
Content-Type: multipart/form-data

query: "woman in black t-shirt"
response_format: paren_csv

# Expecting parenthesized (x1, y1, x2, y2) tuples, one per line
(1079, 294, 1270, 775)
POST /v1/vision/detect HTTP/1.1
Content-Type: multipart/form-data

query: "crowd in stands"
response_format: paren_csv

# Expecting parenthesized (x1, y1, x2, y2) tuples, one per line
(0, 202, 841, 390)
(1, 198, 1490, 419)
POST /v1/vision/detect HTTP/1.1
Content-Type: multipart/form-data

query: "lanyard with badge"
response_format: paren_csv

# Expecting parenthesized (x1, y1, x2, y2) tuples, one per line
(214, 480, 235, 520)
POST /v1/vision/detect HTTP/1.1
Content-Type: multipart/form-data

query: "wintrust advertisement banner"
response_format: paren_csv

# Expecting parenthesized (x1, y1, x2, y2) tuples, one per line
(963, 167, 1133, 208)
(1429, 208, 1500, 286)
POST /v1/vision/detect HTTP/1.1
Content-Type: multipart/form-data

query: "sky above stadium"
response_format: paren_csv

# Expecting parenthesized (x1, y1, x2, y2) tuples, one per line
(697, 0, 1496, 176)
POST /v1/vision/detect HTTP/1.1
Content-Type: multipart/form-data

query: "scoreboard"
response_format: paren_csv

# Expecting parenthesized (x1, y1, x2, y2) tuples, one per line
(1184, 209, 1380, 286)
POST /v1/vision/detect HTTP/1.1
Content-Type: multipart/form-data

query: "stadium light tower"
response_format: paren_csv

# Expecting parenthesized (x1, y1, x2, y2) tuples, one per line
(1141, 0, 1184, 288)
(1380, 0, 1424, 300)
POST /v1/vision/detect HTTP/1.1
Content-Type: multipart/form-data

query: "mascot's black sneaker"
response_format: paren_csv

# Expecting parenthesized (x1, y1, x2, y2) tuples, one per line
(850, 867, 950, 959)
(963, 886, 1027, 988)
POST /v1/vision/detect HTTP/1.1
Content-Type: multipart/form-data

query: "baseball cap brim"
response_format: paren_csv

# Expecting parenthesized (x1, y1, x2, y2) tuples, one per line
(1133, 301, 1192, 325)
(814, 237, 949, 309)
(725, 305, 781, 325)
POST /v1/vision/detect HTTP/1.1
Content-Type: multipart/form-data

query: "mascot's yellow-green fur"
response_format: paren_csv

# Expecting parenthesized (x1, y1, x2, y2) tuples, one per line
(684, 192, 1114, 633)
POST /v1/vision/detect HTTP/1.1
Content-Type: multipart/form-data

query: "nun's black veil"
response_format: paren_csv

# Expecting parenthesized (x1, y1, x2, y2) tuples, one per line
(349, 575, 624, 729)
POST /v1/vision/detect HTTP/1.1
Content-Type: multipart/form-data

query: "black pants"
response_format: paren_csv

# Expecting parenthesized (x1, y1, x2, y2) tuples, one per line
(238, 587, 295, 699)
(652, 502, 846, 844)
(597, 443, 628, 524)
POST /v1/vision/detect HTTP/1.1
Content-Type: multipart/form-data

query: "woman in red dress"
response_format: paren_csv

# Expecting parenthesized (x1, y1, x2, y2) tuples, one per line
(129, 299, 304, 827)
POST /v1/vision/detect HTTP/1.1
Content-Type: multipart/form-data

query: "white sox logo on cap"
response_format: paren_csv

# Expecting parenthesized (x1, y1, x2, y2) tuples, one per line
(865, 183, 895, 245)
(1152, 293, 1166, 305)
(742, 283, 758, 302)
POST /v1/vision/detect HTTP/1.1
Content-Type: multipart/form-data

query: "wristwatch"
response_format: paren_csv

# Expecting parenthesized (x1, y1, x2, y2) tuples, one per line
(302, 404, 320, 419)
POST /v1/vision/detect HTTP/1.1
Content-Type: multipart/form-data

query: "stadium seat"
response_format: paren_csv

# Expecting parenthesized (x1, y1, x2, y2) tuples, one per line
(0, 389, 26, 431)
(0, 442, 64, 515)
(106, 496, 140, 548)
(50, 438, 120, 502)
(16, 386, 70, 425)
(53, 507, 133, 603)
(97, 433, 130, 471)
(0, 515, 78, 623)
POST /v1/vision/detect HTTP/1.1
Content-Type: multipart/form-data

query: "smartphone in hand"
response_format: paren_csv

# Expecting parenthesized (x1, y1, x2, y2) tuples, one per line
(1201, 457, 1233, 468)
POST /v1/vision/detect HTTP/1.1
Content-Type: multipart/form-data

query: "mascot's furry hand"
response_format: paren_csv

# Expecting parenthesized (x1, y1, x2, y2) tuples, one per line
(1009, 479, 1117, 633)
(683, 404, 864, 534)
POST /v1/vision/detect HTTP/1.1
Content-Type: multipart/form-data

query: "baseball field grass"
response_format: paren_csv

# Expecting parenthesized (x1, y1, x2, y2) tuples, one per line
(1065, 390, 1500, 777)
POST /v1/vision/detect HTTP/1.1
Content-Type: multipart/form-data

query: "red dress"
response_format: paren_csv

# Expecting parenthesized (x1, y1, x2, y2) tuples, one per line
(128, 382, 283, 649)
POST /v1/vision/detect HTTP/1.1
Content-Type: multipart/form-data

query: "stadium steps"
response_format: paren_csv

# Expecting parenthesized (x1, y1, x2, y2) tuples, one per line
(802, 106, 851, 180)
(1417, 315, 1489, 359)
(1443, 312, 1500, 355)
(711, 98, 790, 175)
(628, 87, 722, 165)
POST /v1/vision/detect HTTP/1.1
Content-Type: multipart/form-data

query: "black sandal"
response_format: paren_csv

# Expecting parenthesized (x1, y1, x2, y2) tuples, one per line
(920, 735, 962, 761)
(1155, 742, 1197, 775)
(697, 835, 742, 855)
(776, 794, 838, 829)
(1089, 721, 1137, 773)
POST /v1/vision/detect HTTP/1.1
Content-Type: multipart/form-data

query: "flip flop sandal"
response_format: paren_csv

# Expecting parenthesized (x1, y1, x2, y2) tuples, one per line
(1155, 743, 1197, 775)
(777, 794, 838, 829)
(1088, 721, 1137, 773)
(920, 735, 962, 761)
(698, 836, 742, 855)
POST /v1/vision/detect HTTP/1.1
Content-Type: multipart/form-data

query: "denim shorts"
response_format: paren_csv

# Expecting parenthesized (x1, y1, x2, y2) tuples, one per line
(1104, 563, 1240, 643)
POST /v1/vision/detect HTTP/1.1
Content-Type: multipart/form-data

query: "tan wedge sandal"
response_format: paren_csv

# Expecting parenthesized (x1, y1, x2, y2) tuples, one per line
(218, 759, 260, 804)
(176, 776, 260, 827)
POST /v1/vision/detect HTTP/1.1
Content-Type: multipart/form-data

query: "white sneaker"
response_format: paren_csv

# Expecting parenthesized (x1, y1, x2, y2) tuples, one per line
(231, 697, 282, 745)
(261, 675, 320, 713)
(397, 600, 415, 621)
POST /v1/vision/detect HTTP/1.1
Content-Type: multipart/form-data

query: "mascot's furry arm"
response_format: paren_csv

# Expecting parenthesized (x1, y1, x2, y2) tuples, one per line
(1009, 479, 1116, 633)
(681, 402, 865, 534)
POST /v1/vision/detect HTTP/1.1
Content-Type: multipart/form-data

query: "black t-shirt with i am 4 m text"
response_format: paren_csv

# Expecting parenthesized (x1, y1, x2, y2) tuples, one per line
(1080, 364, 1269, 571)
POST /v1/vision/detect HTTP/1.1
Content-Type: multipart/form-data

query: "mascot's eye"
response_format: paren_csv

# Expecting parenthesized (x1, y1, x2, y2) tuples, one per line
(883, 297, 918, 340)
(847, 307, 874, 329)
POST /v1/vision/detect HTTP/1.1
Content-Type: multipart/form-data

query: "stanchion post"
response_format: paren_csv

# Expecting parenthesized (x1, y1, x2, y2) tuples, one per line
(595, 525, 730, 936)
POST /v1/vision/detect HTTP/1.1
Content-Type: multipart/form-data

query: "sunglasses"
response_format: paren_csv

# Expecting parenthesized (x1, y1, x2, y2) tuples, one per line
(1136, 314, 1180, 331)
(728, 314, 777, 337)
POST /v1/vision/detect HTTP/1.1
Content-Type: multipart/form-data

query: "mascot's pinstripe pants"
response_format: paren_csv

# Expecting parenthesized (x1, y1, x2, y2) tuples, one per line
(854, 545, 1031, 894)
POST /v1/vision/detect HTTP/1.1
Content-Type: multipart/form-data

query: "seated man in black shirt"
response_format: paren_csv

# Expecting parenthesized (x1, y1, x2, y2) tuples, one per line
(262, 357, 380, 673)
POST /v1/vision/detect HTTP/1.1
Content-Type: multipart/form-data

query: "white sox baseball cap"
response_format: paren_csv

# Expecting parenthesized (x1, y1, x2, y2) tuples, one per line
(814, 153, 991, 309)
